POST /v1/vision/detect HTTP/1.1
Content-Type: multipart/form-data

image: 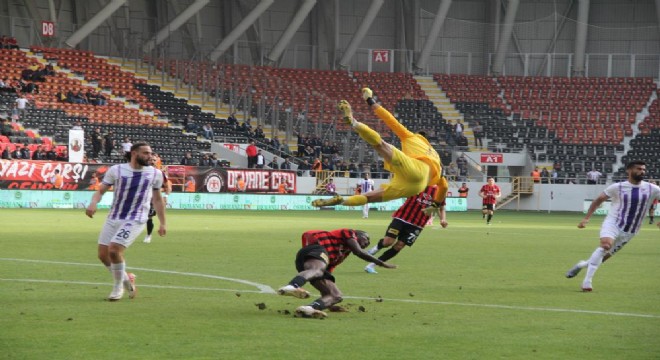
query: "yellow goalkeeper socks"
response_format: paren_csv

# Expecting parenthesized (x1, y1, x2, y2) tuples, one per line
(343, 195, 368, 206)
(355, 123, 382, 146)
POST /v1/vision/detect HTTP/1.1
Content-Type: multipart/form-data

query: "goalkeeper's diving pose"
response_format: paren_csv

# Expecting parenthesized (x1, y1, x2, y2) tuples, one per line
(312, 87, 448, 208)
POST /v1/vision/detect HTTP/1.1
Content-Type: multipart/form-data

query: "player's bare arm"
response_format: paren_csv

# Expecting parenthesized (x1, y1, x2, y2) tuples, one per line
(152, 188, 167, 236)
(86, 183, 110, 218)
(346, 238, 397, 269)
(578, 192, 610, 228)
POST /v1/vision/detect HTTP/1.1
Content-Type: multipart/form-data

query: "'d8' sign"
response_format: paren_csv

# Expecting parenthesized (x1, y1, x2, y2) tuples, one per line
(41, 21, 55, 37)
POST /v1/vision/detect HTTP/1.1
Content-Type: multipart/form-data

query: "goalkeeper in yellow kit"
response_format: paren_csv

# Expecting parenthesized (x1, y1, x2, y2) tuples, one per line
(312, 88, 447, 208)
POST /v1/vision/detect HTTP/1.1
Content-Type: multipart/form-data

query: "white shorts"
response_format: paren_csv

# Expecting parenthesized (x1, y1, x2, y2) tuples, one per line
(600, 220, 635, 255)
(97, 218, 146, 248)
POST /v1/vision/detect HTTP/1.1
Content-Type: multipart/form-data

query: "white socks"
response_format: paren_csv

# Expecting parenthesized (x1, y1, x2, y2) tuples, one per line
(583, 247, 606, 286)
(367, 245, 380, 256)
(110, 262, 126, 289)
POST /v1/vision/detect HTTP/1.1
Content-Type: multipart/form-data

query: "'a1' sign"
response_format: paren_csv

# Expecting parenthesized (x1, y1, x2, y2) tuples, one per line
(373, 50, 389, 63)
(480, 153, 504, 163)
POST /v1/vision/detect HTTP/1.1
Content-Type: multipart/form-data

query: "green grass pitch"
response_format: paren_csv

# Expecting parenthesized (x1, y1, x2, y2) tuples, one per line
(1, 208, 659, 359)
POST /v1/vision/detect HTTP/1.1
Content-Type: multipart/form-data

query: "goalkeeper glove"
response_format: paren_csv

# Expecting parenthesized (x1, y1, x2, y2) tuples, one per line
(362, 87, 375, 105)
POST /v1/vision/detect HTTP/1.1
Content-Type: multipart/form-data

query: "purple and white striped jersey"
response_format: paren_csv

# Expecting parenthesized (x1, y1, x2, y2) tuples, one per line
(603, 181, 660, 234)
(102, 163, 164, 223)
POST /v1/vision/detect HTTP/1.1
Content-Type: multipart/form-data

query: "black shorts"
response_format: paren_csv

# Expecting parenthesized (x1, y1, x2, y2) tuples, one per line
(295, 244, 335, 282)
(385, 218, 422, 247)
(482, 204, 494, 211)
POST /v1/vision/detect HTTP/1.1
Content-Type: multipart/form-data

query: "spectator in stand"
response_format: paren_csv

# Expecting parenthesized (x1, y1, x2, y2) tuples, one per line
(121, 137, 132, 160)
(311, 157, 322, 176)
(473, 121, 484, 148)
(103, 131, 115, 158)
(202, 123, 214, 140)
(348, 162, 359, 178)
(20, 143, 30, 159)
(280, 157, 292, 170)
(456, 133, 468, 147)
(255, 150, 265, 169)
(46, 147, 57, 160)
(0, 78, 10, 93)
(32, 145, 45, 160)
(180, 152, 194, 165)
(541, 167, 550, 184)
(551, 168, 559, 184)
(1, 118, 13, 136)
(199, 154, 211, 167)
(254, 125, 265, 139)
(1, 146, 11, 159)
(90, 128, 102, 158)
(209, 153, 220, 167)
(586, 168, 603, 185)
(296, 133, 306, 157)
(455, 121, 463, 139)
(246, 140, 258, 168)
(446, 163, 458, 181)
(322, 157, 334, 171)
(268, 156, 279, 169)
(531, 167, 541, 183)
(227, 112, 238, 128)
(271, 137, 281, 153)
(15, 94, 29, 119)
(456, 154, 468, 180)
(57, 148, 68, 161)
(11, 145, 23, 159)
(297, 159, 311, 176)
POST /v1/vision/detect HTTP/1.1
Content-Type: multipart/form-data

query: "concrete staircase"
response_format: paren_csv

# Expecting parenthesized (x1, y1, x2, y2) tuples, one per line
(415, 75, 479, 150)
(107, 58, 248, 123)
(107, 58, 301, 152)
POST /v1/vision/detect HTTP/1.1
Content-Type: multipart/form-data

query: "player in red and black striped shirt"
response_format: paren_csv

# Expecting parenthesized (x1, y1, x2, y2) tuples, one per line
(479, 177, 501, 225)
(278, 228, 396, 318)
(364, 185, 447, 274)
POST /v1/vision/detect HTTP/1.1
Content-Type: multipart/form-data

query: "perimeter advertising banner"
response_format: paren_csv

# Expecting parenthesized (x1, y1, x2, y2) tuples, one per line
(0, 190, 469, 212)
(0, 160, 108, 190)
(582, 199, 660, 216)
(168, 166, 297, 193)
(0, 161, 296, 193)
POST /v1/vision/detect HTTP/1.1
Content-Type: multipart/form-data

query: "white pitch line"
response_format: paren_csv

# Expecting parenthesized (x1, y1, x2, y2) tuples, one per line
(0, 278, 265, 294)
(340, 295, 660, 319)
(2, 258, 660, 319)
(0, 257, 275, 293)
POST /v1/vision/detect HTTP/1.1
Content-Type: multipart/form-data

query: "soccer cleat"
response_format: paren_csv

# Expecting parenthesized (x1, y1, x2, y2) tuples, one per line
(295, 305, 327, 319)
(143, 235, 151, 243)
(277, 284, 310, 299)
(311, 195, 344, 207)
(107, 287, 124, 301)
(565, 261, 587, 278)
(123, 272, 137, 299)
(364, 266, 378, 274)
